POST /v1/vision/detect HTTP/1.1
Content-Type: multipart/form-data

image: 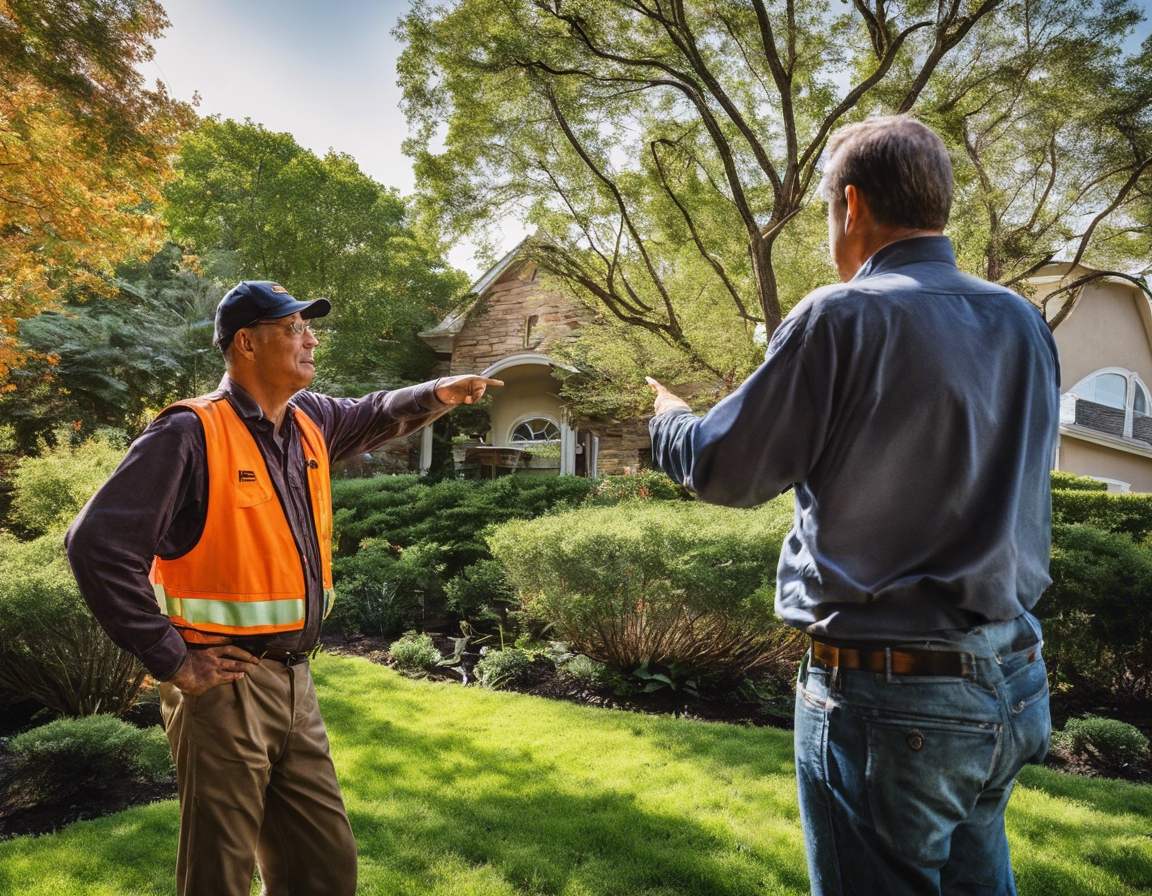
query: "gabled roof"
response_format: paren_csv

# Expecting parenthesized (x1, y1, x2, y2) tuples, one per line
(419, 238, 530, 344)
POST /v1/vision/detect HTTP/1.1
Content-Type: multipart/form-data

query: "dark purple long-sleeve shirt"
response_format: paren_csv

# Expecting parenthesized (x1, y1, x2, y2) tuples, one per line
(65, 374, 450, 680)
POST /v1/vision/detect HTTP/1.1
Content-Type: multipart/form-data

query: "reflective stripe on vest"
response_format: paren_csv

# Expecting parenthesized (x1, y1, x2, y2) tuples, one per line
(148, 397, 334, 640)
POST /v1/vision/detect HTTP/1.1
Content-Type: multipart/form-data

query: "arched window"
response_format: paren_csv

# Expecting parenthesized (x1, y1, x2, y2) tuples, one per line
(511, 417, 560, 444)
(1069, 368, 1150, 415)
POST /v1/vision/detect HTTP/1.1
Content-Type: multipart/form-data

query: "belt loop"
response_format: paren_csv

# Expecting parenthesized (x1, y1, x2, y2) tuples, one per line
(831, 646, 840, 692)
(884, 647, 893, 683)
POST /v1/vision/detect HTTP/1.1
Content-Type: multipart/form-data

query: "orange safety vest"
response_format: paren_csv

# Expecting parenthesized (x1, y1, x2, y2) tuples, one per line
(148, 396, 334, 643)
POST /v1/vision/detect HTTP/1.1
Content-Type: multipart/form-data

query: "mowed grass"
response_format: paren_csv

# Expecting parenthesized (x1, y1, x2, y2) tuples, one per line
(1, 653, 1150, 895)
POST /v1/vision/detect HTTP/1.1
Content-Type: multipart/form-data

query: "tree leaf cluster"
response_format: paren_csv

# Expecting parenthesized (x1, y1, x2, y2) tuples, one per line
(165, 117, 469, 393)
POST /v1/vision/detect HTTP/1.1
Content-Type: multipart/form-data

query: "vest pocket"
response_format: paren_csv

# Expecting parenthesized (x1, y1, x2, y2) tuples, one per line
(234, 477, 274, 508)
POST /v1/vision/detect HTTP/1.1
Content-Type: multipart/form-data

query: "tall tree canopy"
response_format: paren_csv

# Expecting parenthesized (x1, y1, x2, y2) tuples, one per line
(398, 0, 1152, 386)
(165, 118, 468, 393)
(0, 0, 194, 377)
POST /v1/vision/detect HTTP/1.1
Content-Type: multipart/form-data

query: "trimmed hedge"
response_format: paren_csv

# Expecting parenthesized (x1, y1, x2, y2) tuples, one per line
(489, 497, 802, 676)
(327, 475, 595, 634)
(1051, 489, 1152, 542)
(1050, 471, 1108, 492)
(4, 714, 172, 803)
(1041, 522, 1152, 701)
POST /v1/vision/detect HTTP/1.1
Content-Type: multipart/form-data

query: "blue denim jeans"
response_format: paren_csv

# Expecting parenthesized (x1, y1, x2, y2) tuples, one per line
(794, 615, 1051, 896)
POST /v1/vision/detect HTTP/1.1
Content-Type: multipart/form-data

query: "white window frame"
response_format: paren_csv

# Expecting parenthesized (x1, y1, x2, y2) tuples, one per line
(1066, 367, 1151, 439)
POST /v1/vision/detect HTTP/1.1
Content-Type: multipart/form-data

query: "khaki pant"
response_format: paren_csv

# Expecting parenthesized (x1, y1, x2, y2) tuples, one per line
(159, 660, 357, 896)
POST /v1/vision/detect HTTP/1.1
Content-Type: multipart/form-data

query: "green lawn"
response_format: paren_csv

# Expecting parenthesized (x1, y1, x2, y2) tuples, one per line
(0, 653, 1149, 895)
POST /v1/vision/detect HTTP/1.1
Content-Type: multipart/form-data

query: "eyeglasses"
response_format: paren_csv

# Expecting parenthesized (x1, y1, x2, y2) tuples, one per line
(252, 319, 317, 337)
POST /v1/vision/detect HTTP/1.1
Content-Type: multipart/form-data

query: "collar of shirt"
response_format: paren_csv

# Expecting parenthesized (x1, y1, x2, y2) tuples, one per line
(213, 373, 298, 431)
(853, 235, 956, 280)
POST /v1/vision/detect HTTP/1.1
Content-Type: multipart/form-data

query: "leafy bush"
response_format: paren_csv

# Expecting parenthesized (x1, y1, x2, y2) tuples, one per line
(5, 714, 173, 802)
(489, 496, 802, 677)
(0, 533, 147, 716)
(327, 475, 595, 634)
(445, 559, 517, 624)
(1050, 471, 1108, 492)
(1051, 489, 1152, 542)
(1040, 523, 1152, 701)
(475, 647, 535, 690)
(561, 653, 610, 686)
(327, 541, 447, 637)
(9, 428, 127, 537)
(1053, 715, 1150, 767)
(388, 632, 443, 674)
(588, 470, 689, 505)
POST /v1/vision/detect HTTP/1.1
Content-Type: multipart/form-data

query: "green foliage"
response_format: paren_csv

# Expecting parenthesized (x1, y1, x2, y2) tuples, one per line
(1051, 471, 1108, 492)
(8, 427, 126, 537)
(5, 714, 173, 803)
(475, 646, 535, 690)
(1050, 489, 1152, 542)
(588, 470, 690, 505)
(445, 559, 516, 625)
(327, 542, 446, 638)
(7, 243, 225, 449)
(1053, 715, 1150, 768)
(327, 474, 596, 634)
(0, 532, 147, 716)
(388, 632, 444, 674)
(166, 117, 467, 391)
(489, 497, 802, 676)
(560, 653, 610, 687)
(1041, 523, 1152, 702)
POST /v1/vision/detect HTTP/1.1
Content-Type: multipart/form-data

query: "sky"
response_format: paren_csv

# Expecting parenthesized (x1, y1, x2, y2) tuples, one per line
(145, 0, 529, 280)
(146, 0, 1152, 281)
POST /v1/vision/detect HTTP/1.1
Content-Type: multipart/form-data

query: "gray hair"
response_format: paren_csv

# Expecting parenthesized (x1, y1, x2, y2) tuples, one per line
(819, 116, 954, 231)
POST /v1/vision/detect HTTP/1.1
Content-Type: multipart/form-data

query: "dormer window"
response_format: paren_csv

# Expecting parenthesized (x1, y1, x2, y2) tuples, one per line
(1066, 368, 1151, 441)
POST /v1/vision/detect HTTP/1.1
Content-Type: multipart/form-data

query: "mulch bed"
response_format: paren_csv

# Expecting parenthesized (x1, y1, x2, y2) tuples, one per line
(3, 633, 1148, 841)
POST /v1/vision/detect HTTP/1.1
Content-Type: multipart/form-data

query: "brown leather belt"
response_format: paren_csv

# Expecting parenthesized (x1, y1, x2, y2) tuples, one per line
(811, 639, 971, 677)
(258, 647, 314, 666)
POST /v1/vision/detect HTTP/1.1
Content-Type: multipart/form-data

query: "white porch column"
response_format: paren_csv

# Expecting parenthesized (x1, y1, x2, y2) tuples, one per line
(560, 411, 576, 476)
(419, 425, 433, 476)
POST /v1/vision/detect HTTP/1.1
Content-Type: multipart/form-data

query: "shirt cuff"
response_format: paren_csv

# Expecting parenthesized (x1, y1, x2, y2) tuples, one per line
(416, 380, 452, 411)
(145, 626, 189, 682)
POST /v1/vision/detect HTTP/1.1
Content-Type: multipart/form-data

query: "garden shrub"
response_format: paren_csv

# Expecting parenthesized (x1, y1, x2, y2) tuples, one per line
(327, 475, 595, 634)
(1051, 488, 1152, 542)
(1053, 714, 1150, 767)
(1040, 523, 1152, 701)
(6, 714, 173, 802)
(587, 470, 689, 505)
(561, 654, 610, 687)
(327, 540, 447, 637)
(0, 533, 147, 716)
(445, 558, 516, 624)
(475, 647, 535, 690)
(388, 632, 443, 674)
(1050, 471, 1107, 492)
(489, 496, 802, 677)
(9, 428, 127, 538)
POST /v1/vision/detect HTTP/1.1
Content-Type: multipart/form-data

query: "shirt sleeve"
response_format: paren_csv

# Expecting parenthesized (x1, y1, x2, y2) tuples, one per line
(649, 308, 832, 508)
(292, 381, 452, 465)
(64, 412, 206, 681)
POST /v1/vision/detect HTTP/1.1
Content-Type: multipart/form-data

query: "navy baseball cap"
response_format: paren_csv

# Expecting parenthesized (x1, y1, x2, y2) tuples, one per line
(214, 281, 331, 349)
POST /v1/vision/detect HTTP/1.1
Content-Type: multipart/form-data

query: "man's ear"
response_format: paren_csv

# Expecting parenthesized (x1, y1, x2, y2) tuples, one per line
(843, 184, 858, 234)
(232, 329, 258, 362)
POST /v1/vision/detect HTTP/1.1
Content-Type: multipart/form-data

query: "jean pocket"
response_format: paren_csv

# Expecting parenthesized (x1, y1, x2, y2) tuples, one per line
(864, 715, 1001, 867)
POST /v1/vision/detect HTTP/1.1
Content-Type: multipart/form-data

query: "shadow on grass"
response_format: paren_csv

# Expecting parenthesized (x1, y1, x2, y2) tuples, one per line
(323, 667, 808, 896)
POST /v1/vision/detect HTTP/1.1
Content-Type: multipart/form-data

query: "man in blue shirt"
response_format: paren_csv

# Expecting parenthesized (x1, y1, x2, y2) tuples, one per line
(648, 117, 1058, 896)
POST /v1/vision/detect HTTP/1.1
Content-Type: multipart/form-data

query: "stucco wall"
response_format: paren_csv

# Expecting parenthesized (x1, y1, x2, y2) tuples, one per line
(1059, 435, 1152, 493)
(1050, 281, 1152, 390)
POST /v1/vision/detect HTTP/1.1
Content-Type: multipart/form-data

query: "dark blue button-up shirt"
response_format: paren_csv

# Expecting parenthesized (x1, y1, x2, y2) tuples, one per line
(650, 237, 1060, 643)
